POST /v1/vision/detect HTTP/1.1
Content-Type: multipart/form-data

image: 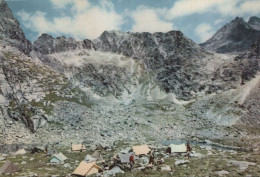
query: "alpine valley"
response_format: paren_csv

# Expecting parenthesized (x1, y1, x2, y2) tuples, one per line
(0, 0, 259, 176)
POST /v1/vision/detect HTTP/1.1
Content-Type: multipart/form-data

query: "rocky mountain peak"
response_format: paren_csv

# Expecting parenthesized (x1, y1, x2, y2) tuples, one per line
(0, 0, 14, 19)
(0, 0, 31, 54)
(248, 16, 260, 25)
(201, 17, 260, 53)
(248, 16, 260, 30)
(231, 17, 251, 29)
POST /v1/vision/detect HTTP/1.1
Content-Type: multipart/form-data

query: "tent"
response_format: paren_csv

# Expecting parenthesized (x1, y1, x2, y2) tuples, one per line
(169, 143, 186, 153)
(72, 144, 86, 152)
(132, 145, 151, 156)
(50, 153, 68, 163)
(118, 153, 134, 163)
(0, 161, 19, 174)
(72, 161, 102, 176)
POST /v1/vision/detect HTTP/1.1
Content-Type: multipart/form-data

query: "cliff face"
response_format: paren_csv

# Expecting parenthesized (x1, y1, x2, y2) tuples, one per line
(0, 0, 31, 54)
(201, 17, 260, 54)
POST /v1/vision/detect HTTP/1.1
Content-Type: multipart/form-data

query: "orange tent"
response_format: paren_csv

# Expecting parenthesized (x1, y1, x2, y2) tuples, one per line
(132, 144, 151, 155)
(72, 161, 102, 176)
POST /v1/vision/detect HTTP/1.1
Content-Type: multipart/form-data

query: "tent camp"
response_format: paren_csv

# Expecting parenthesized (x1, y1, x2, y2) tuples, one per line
(72, 161, 102, 176)
(118, 153, 134, 163)
(50, 153, 68, 163)
(169, 143, 186, 153)
(132, 145, 151, 156)
(72, 144, 86, 152)
(0, 161, 19, 174)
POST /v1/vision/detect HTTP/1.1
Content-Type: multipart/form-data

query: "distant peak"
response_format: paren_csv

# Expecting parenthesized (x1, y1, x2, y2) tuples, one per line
(233, 17, 245, 23)
(0, 0, 14, 19)
(248, 16, 260, 25)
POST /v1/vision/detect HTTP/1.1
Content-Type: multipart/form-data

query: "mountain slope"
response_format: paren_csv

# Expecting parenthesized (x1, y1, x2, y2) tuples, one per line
(201, 17, 260, 54)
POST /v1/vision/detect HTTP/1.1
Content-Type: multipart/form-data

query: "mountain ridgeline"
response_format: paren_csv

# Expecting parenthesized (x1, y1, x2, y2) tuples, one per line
(0, 0, 259, 146)
(201, 17, 260, 54)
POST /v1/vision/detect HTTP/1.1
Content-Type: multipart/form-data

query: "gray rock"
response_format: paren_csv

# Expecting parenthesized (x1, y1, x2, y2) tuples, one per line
(85, 155, 96, 163)
(64, 163, 71, 169)
(229, 160, 256, 172)
(161, 165, 171, 171)
(175, 159, 189, 166)
(103, 166, 124, 177)
(215, 170, 229, 176)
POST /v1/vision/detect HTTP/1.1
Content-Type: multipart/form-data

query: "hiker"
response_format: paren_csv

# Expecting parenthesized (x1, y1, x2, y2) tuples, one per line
(166, 147, 171, 154)
(129, 154, 134, 169)
(186, 142, 192, 159)
(157, 157, 164, 165)
(113, 155, 120, 164)
(149, 151, 155, 165)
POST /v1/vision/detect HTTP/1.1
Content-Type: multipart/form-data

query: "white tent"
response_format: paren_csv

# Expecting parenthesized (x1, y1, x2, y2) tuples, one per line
(169, 143, 186, 153)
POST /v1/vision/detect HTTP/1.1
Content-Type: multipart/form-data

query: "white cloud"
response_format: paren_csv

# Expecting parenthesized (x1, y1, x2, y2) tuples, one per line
(195, 23, 214, 43)
(49, 0, 73, 9)
(17, 0, 123, 40)
(214, 19, 224, 25)
(167, 0, 227, 19)
(167, 0, 260, 19)
(131, 7, 173, 33)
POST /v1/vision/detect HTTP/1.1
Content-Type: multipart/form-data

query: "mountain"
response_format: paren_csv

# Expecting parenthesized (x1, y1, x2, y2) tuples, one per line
(248, 16, 260, 30)
(0, 0, 31, 54)
(201, 17, 260, 54)
(0, 0, 259, 151)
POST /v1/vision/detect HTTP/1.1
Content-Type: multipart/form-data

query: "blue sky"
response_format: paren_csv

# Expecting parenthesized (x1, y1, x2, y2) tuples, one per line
(6, 0, 260, 43)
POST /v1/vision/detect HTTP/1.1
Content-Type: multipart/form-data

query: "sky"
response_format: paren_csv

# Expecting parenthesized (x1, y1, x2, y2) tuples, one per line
(6, 0, 260, 43)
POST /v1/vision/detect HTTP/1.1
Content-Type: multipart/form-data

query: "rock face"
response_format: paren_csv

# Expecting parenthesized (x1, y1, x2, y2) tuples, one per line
(93, 30, 212, 100)
(235, 37, 260, 82)
(248, 16, 260, 30)
(33, 34, 93, 55)
(0, 0, 31, 54)
(201, 17, 260, 54)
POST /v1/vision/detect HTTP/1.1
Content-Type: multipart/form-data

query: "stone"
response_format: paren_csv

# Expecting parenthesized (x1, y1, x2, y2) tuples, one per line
(64, 163, 71, 169)
(85, 155, 96, 163)
(161, 165, 171, 171)
(229, 160, 256, 172)
(175, 159, 189, 166)
(215, 170, 229, 176)
(103, 166, 124, 177)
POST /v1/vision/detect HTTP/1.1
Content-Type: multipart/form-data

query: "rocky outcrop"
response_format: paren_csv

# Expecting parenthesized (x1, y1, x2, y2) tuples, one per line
(32, 34, 93, 55)
(201, 17, 260, 54)
(235, 37, 260, 82)
(0, 0, 31, 54)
